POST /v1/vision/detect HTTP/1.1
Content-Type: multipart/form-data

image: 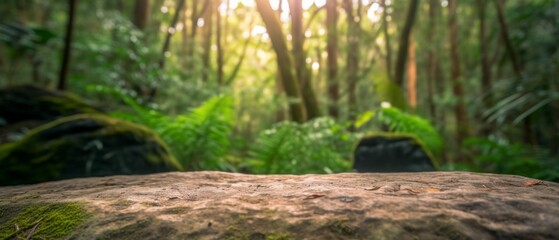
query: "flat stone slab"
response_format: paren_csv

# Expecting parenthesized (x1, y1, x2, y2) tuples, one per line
(1, 171, 558, 239)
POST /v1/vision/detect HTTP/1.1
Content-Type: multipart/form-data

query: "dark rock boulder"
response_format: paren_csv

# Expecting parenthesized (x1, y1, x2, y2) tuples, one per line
(353, 133, 436, 172)
(0, 85, 102, 143)
(0, 114, 182, 186)
(0, 85, 102, 125)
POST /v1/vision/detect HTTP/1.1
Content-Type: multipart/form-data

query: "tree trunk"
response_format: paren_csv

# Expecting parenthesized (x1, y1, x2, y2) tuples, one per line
(159, 0, 186, 70)
(448, 0, 470, 154)
(326, 0, 340, 118)
(216, 0, 224, 85)
(477, 0, 493, 135)
(187, 0, 211, 68)
(289, 0, 321, 120)
(393, 0, 418, 88)
(426, 0, 438, 121)
(494, 0, 534, 145)
(224, 16, 255, 85)
(407, 33, 417, 110)
(256, 0, 306, 122)
(132, 0, 150, 30)
(57, 0, 76, 90)
(494, 0, 522, 77)
(201, 0, 214, 82)
(181, 1, 189, 68)
(381, 0, 392, 82)
(344, 0, 360, 130)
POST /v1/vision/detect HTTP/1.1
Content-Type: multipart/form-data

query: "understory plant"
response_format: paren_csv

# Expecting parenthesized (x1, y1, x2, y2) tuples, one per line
(375, 106, 443, 155)
(94, 86, 235, 171)
(248, 117, 357, 174)
(463, 137, 559, 182)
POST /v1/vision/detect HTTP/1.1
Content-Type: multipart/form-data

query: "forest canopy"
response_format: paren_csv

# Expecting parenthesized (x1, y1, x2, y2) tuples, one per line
(0, 0, 558, 181)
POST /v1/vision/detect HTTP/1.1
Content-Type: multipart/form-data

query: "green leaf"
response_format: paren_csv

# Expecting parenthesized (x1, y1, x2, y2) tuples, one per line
(355, 111, 375, 129)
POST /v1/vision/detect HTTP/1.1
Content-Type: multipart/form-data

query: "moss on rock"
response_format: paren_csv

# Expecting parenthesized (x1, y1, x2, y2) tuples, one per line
(0, 114, 182, 186)
(0, 202, 88, 240)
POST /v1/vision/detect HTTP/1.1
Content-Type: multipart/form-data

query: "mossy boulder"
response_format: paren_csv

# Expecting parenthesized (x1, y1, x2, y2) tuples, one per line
(0, 85, 102, 143)
(0, 114, 182, 186)
(0, 85, 102, 125)
(353, 133, 437, 172)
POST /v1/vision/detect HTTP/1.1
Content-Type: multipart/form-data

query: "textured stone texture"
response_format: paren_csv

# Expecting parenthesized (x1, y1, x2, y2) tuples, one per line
(1, 171, 558, 239)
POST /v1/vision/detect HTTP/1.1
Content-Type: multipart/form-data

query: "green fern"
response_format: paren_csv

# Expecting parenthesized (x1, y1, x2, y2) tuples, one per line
(164, 95, 234, 170)
(249, 118, 355, 174)
(376, 106, 443, 155)
(92, 86, 235, 170)
(463, 137, 559, 182)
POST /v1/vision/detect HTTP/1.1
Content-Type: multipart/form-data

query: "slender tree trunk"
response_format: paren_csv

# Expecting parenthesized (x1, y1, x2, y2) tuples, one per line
(290, 0, 321, 120)
(448, 0, 470, 154)
(273, 1, 286, 122)
(187, 0, 210, 69)
(181, 1, 189, 68)
(225, 16, 255, 85)
(201, 0, 214, 82)
(132, 0, 150, 30)
(326, 0, 339, 118)
(494, 0, 534, 145)
(216, 0, 224, 85)
(187, 0, 200, 67)
(394, 0, 418, 88)
(57, 0, 76, 90)
(381, 0, 392, 81)
(494, 0, 522, 77)
(159, 0, 185, 69)
(256, 0, 306, 122)
(477, 0, 493, 135)
(407, 33, 417, 110)
(426, 0, 438, 121)
(344, 0, 360, 130)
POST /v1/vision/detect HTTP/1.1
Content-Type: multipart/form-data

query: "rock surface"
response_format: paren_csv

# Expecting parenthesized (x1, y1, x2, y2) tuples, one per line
(1, 171, 558, 240)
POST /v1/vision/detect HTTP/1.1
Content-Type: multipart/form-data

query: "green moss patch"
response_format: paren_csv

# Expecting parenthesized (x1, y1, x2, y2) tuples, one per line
(0, 202, 87, 240)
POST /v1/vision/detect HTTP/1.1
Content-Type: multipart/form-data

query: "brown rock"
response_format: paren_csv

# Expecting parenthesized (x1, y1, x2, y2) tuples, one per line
(1, 171, 558, 239)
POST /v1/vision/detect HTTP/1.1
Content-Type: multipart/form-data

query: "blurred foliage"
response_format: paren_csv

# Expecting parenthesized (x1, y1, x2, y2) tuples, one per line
(484, 0, 559, 140)
(93, 85, 235, 171)
(70, 11, 161, 99)
(0, 23, 56, 54)
(462, 137, 559, 182)
(248, 117, 357, 174)
(374, 106, 443, 155)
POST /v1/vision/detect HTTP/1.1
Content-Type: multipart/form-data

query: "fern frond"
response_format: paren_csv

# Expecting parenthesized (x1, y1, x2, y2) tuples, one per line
(249, 118, 354, 174)
(377, 107, 443, 154)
